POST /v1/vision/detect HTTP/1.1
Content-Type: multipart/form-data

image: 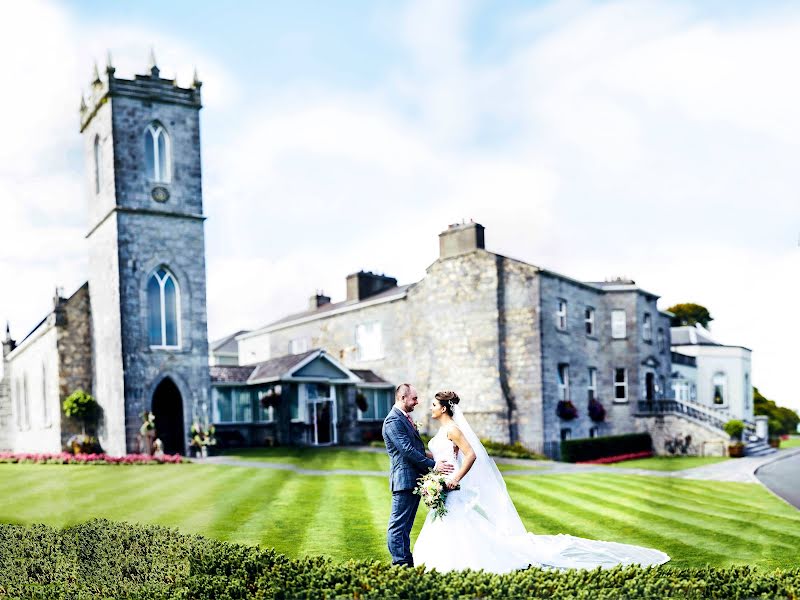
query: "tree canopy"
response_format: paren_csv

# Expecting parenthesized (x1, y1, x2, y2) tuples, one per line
(667, 303, 713, 328)
(754, 387, 799, 436)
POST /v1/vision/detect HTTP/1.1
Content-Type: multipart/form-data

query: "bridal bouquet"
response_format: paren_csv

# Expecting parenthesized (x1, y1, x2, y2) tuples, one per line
(413, 470, 459, 520)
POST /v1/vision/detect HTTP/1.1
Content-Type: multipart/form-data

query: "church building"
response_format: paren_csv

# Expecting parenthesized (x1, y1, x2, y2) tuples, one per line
(0, 57, 210, 456)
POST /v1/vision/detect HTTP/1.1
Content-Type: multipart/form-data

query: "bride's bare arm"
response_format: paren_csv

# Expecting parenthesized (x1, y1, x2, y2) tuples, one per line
(446, 426, 476, 489)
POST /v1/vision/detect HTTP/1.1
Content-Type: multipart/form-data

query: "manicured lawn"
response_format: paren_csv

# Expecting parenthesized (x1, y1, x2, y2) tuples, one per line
(219, 446, 541, 472)
(783, 436, 800, 449)
(606, 455, 730, 471)
(0, 461, 798, 569)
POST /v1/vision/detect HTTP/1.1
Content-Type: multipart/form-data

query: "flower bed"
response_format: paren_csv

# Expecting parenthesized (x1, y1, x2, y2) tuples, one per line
(0, 452, 185, 465)
(577, 450, 653, 464)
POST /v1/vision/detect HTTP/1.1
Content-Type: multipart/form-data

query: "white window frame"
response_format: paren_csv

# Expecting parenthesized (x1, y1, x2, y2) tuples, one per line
(614, 368, 628, 403)
(557, 364, 570, 401)
(23, 374, 30, 430)
(642, 313, 652, 342)
(611, 309, 626, 339)
(585, 307, 595, 336)
(712, 372, 727, 406)
(288, 337, 310, 355)
(560, 428, 572, 441)
(556, 300, 568, 331)
(355, 321, 383, 361)
(42, 363, 51, 428)
(587, 367, 597, 402)
(148, 268, 182, 350)
(144, 122, 172, 183)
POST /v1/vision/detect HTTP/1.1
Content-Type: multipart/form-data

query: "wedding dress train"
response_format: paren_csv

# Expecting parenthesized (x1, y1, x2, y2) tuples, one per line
(413, 410, 670, 574)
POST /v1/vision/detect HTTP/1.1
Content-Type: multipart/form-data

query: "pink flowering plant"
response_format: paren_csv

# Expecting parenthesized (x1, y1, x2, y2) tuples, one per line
(0, 452, 184, 465)
(413, 470, 459, 520)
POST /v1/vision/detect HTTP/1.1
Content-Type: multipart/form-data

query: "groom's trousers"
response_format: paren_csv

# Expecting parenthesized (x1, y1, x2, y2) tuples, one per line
(388, 490, 421, 566)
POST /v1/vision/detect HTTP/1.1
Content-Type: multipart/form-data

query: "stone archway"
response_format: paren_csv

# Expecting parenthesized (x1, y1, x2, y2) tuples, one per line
(152, 377, 185, 455)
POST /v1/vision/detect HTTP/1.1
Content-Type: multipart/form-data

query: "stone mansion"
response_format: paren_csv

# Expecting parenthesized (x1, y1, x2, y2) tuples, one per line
(0, 60, 757, 458)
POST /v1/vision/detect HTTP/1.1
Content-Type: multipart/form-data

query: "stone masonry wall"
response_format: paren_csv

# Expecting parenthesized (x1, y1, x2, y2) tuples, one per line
(635, 414, 728, 457)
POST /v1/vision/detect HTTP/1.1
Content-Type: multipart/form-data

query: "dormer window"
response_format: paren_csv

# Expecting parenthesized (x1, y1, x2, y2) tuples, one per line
(144, 122, 171, 182)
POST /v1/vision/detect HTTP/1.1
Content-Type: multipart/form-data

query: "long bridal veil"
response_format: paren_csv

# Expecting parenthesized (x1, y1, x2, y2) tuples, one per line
(450, 406, 670, 570)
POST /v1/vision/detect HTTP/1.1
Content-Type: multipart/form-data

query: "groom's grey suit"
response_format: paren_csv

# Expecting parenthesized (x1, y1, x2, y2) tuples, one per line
(382, 406, 435, 566)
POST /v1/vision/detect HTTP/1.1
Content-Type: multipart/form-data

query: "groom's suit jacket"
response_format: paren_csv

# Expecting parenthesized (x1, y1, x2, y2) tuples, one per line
(382, 406, 435, 492)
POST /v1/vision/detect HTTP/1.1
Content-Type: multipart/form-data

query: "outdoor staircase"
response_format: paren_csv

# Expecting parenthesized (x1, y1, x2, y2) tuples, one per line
(743, 437, 776, 457)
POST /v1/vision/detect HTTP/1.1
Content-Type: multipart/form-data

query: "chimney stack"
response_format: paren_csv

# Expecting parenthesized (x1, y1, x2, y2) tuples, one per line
(346, 271, 397, 302)
(439, 220, 485, 259)
(309, 291, 331, 310)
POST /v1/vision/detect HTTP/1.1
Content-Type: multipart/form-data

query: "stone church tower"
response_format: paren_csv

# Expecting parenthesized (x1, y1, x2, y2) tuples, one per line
(79, 56, 210, 455)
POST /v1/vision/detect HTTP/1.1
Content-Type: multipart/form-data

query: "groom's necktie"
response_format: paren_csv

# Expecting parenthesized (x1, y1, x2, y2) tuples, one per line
(402, 411, 415, 430)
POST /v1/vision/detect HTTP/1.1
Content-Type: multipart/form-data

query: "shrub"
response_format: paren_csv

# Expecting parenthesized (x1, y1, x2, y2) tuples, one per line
(480, 439, 547, 460)
(561, 433, 652, 463)
(62, 389, 99, 437)
(724, 419, 745, 441)
(0, 520, 798, 599)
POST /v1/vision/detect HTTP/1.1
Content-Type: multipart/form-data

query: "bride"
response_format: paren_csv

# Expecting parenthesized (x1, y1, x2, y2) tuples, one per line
(412, 391, 670, 573)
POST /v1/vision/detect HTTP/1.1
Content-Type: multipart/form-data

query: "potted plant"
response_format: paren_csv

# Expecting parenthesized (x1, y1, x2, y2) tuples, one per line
(556, 400, 578, 421)
(260, 385, 282, 409)
(724, 419, 745, 458)
(62, 390, 101, 454)
(588, 399, 606, 422)
(189, 422, 217, 458)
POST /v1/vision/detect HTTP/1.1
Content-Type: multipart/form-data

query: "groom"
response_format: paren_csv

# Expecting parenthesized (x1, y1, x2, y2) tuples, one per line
(382, 383, 453, 567)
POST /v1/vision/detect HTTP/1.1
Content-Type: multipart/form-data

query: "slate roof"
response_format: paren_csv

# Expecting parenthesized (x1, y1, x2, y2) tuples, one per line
(351, 369, 393, 385)
(211, 330, 249, 354)
(209, 365, 256, 383)
(670, 326, 720, 346)
(260, 284, 413, 330)
(248, 349, 319, 382)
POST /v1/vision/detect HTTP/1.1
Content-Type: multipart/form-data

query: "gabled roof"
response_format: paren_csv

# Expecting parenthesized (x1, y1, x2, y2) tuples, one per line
(248, 348, 362, 384)
(210, 365, 256, 383)
(211, 330, 249, 354)
(351, 369, 393, 386)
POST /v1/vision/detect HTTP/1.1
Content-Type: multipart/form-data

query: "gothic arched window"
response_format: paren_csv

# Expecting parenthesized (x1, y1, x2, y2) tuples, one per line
(144, 122, 171, 182)
(94, 135, 102, 194)
(147, 267, 180, 348)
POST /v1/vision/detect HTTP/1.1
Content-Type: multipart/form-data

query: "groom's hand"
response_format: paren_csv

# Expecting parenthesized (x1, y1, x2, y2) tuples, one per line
(434, 461, 454, 474)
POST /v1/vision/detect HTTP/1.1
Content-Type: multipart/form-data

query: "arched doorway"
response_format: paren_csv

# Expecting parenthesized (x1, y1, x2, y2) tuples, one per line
(152, 377, 184, 454)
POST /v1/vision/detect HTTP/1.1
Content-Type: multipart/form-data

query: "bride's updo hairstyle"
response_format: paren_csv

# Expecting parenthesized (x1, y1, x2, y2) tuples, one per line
(435, 390, 460, 417)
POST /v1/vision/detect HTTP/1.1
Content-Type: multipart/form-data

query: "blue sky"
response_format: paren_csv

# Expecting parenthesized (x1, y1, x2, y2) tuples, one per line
(0, 0, 798, 410)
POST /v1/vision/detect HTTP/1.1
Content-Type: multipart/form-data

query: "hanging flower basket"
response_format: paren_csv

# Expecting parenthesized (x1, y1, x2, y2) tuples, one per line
(556, 400, 578, 421)
(355, 392, 368, 413)
(588, 399, 606, 422)
(260, 385, 282, 409)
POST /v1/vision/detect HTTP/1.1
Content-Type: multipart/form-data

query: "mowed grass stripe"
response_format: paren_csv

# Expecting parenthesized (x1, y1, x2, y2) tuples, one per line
(208, 468, 292, 545)
(535, 476, 758, 566)
(357, 476, 392, 560)
(299, 476, 363, 558)
(637, 476, 795, 512)
(257, 474, 325, 557)
(508, 477, 728, 566)
(508, 482, 599, 537)
(575, 475, 800, 546)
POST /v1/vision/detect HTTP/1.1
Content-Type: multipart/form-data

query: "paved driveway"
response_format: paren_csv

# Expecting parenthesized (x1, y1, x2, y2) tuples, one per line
(755, 451, 800, 509)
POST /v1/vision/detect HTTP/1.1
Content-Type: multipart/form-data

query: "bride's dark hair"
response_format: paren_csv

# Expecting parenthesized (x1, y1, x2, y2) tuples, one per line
(434, 390, 460, 417)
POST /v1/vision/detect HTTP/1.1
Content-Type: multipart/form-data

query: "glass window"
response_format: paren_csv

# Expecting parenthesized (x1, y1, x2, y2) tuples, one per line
(233, 388, 253, 422)
(585, 308, 595, 336)
(355, 322, 383, 361)
(212, 388, 233, 423)
(144, 123, 170, 182)
(357, 388, 393, 421)
(560, 428, 571, 442)
(556, 300, 567, 331)
(712, 373, 726, 405)
(744, 374, 750, 409)
(289, 337, 310, 355)
(656, 328, 665, 352)
(642, 313, 652, 342)
(42, 363, 49, 427)
(611, 310, 626, 339)
(614, 368, 627, 402)
(587, 367, 597, 402)
(557, 364, 570, 401)
(94, 136, 102, 194)
(589, 427, 598, 438)
(147, 267, 180, 348)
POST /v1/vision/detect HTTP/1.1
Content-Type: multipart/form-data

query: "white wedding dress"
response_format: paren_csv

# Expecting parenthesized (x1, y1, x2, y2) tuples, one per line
(413, 408, 670, 573)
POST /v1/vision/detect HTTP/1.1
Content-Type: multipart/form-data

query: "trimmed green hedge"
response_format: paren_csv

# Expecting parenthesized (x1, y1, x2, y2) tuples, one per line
(561, 432, 653, 463)
(1, 520, 798, 599)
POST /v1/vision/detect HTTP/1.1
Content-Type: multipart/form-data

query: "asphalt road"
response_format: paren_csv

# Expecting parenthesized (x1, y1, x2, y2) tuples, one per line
(755, 451, 800, 510)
